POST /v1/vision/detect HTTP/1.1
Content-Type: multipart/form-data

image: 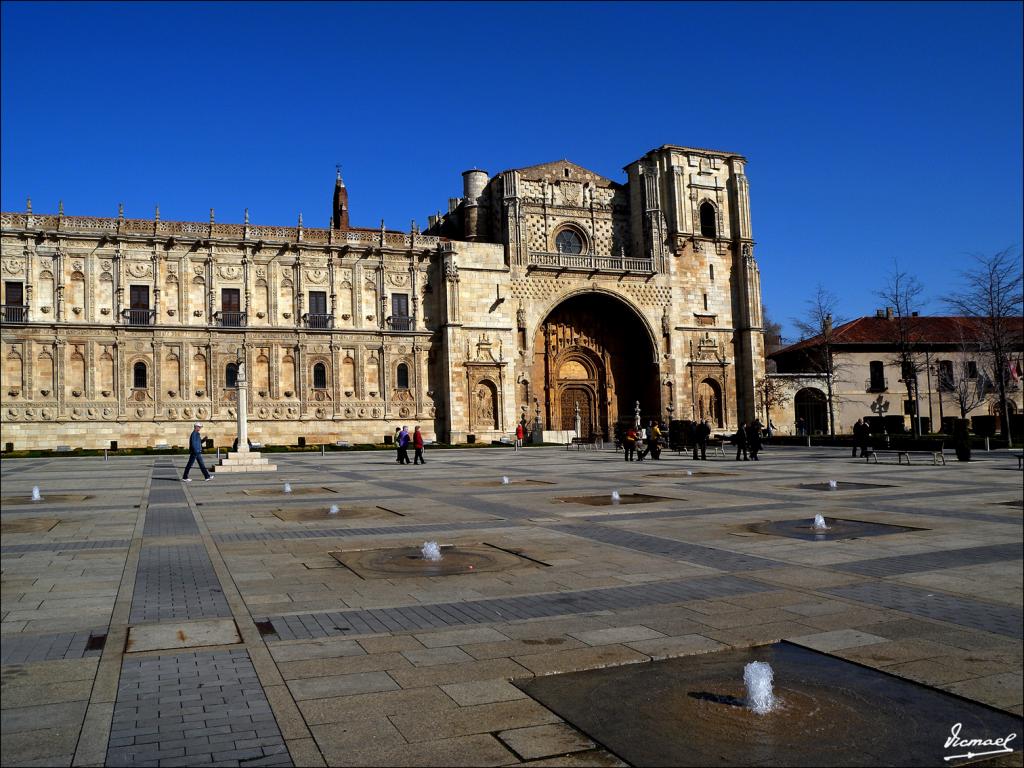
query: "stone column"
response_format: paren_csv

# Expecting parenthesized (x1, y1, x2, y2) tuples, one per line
(235, 360, 249, 453)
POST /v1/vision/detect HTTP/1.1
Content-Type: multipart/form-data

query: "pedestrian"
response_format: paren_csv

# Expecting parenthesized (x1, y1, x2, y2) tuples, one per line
(766, 419, 775, 440)
(182, 422, 212, 481)
(413, 426, 426, 464)
(394, 427, 402, 463)
(855, 418, 871, 458)
(398, 426, 411, 464)
(624, 426, 637, 462)
(735, 421, 749, 461)
(696, 419, 710, 461)
(851, 419, 863, 458)
(796, 417, 806, 437)
(650, 421, 663, 460)
(515, 422, 524, 452)
(747, 420, 763, 461)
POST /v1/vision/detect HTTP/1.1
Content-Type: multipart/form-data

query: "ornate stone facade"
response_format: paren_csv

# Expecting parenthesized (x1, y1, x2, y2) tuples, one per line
(0, 145, 765, 449)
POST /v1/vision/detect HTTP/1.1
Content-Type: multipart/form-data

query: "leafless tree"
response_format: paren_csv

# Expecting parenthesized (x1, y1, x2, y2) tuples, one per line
(762, 306, 785, 372)
(943, 248, 1024, 441)
(877, 263, 928, 437)
(757, 374, 791, 429)
(940, 321, 991, 419)
(791, 285, 847, 436)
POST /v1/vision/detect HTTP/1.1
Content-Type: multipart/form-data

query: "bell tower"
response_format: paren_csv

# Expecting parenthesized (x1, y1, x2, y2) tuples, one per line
(331, 166, 349, 230)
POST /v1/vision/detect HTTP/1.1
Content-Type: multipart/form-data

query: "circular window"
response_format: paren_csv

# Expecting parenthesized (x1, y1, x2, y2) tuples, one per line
(555, 229, 583, 255)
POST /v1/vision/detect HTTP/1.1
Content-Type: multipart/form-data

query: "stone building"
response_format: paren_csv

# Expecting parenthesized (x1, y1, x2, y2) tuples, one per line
(767, 312, 1024, 435)
(0, 144, 765, 450)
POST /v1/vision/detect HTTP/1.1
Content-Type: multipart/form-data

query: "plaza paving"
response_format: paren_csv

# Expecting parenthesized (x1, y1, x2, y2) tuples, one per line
(1, 444, 1022, 767)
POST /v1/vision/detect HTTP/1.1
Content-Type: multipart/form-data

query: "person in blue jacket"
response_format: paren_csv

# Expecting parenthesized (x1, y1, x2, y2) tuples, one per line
(182, 422, 212, 481)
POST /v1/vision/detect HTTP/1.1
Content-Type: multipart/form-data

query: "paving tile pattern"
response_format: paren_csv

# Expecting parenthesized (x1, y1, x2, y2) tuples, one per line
(259, 574, 770, 641)
(143, 505, 200, 538)
(824, 582, 1024, 638)
(129, 544, 231, 624)
(551, 523, 785, 571)
(215, 519, 519, 543)
(832, 543, 1024, 576)
(0, 539, 130, 554)
(0, 628, 105, 664)
(106, 648, 291, 767)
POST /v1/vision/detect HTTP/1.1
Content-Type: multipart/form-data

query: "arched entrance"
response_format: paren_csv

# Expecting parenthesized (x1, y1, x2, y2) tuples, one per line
(794, 388, 828, 434)
(531, 293, 659, 438)
(696, 378, 724, 428)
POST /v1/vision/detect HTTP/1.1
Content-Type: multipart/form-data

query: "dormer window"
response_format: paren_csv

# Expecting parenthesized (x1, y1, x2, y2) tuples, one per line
(555, 229, 583, 255)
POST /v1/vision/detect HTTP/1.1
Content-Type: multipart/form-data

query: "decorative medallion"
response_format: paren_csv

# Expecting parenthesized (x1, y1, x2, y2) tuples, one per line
(387, 272, 408, 287)
(218, 265, 242, 280)
(306, 268, 328, 284)
(126, 262, 151, 278)
(1, 258, 23, 275)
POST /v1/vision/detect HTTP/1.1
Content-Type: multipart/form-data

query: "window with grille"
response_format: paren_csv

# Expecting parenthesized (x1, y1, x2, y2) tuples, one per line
(397, 363, 409, 389)
(133, 361, 147, 389)
(313, 362, 327, 389)
(555, 229, 583, 254)
(225, 363, 238, 388)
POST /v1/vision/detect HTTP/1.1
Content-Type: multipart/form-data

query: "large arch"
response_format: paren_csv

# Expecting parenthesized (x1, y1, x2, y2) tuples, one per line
(794, 387, 828, 435)
(530, 291, 660, 438)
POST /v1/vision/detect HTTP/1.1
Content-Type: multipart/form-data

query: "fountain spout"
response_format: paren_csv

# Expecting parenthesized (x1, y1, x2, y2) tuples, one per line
(31, 486, 42, 502)
(421, 541, 442, 561)
(744, 661, 777, 715)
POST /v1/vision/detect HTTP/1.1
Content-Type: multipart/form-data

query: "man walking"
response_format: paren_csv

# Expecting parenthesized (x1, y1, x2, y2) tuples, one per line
(747, 420, 763, 461)
(182, 422, 212, 481)
(413, 426, 426, 464)
(696, 419, 710, 461)
(623, 426, 637, 462)
(397, 426, 411, 465)
(735, 422, 749, 461)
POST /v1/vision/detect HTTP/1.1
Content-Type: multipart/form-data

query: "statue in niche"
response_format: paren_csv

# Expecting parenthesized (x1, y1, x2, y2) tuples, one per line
(474, 384, 494, 425)
(516, 305, 526, 329)
(662, 309, 670, 337)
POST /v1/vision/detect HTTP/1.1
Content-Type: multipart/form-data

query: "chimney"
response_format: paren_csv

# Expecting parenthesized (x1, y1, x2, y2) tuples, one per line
(875, 309, 885, 318)
(824, 314, 833, 335)
(911, 311, 919, 317)
(885, 307, 894, 320)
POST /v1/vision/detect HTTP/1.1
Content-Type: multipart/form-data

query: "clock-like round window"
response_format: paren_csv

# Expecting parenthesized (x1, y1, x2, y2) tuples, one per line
(555, 229, 583, 255)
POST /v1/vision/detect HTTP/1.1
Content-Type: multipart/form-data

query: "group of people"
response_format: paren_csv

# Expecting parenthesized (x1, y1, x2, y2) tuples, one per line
(733, 420, 765, 461)
(393, 425, 426, 465)
(622, 421, 664, 461)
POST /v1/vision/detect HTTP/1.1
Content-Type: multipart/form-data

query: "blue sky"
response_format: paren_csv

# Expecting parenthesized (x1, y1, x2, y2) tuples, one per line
(2, 1, 1021, 341)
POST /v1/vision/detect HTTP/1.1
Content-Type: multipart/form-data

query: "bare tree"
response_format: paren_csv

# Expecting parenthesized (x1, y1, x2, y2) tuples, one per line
(877, 263, 927, 437)
(941, 320, 991, 419)
(943, 248, 1024, 442)
(762, 306, 785, 372)
(791, 285, 846, 436)
(757, 374, 791, 430)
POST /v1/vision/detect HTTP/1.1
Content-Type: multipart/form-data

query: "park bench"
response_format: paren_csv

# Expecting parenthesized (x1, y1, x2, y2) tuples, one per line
(568, 435, 600, 451)
(864, 439, 945, 465)
(688, 438, 725, 458)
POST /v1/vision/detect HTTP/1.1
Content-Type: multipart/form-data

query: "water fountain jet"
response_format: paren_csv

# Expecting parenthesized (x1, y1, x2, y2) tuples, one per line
(828, 479, 838, 490)
(283, 482, 292, 494)
(501, 476, 510, 485)
(744, 660, 777, 715)
(611, 490, 621, 504)
(421, 541, 442, 561)
(31, 486, 42, 502)
(328, 504, 339, 515)
(812, 514, 829, 531)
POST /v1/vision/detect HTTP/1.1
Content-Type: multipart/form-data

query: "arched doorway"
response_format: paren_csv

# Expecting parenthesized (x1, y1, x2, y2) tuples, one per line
(794, 388, 828, 434)
(696, 378, 724, 428)
(531, 293, 659, 438)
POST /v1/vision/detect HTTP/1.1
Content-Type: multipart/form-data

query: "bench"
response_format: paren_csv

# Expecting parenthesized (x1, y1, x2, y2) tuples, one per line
(568, 436, 600, 451)
(688, 438, 725, 458)
(864, 440, 945, 465)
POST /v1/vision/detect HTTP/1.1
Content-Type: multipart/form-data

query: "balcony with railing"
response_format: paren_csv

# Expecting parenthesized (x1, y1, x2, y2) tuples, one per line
(304, 313, 334, 330)
(1, 305, 28, 324)
(387, 316, 413, 331)
(215, 310, 247, 328)
(865, 377, 888, 392)
(527, 251, 655, 274)
(123, 308, 156, 326)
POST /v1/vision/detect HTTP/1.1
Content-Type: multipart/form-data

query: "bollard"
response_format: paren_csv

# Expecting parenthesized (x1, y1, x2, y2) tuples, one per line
(806, 436, 811, 448)
(217, 448, 221, 461)
(104, 449, 108, 462)
(321, 445, 325, 457)
(985, 437, 990, 452)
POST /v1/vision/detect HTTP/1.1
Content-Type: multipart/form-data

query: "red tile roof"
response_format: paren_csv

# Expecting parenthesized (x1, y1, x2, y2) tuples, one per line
(771, 315, 1024, 357)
